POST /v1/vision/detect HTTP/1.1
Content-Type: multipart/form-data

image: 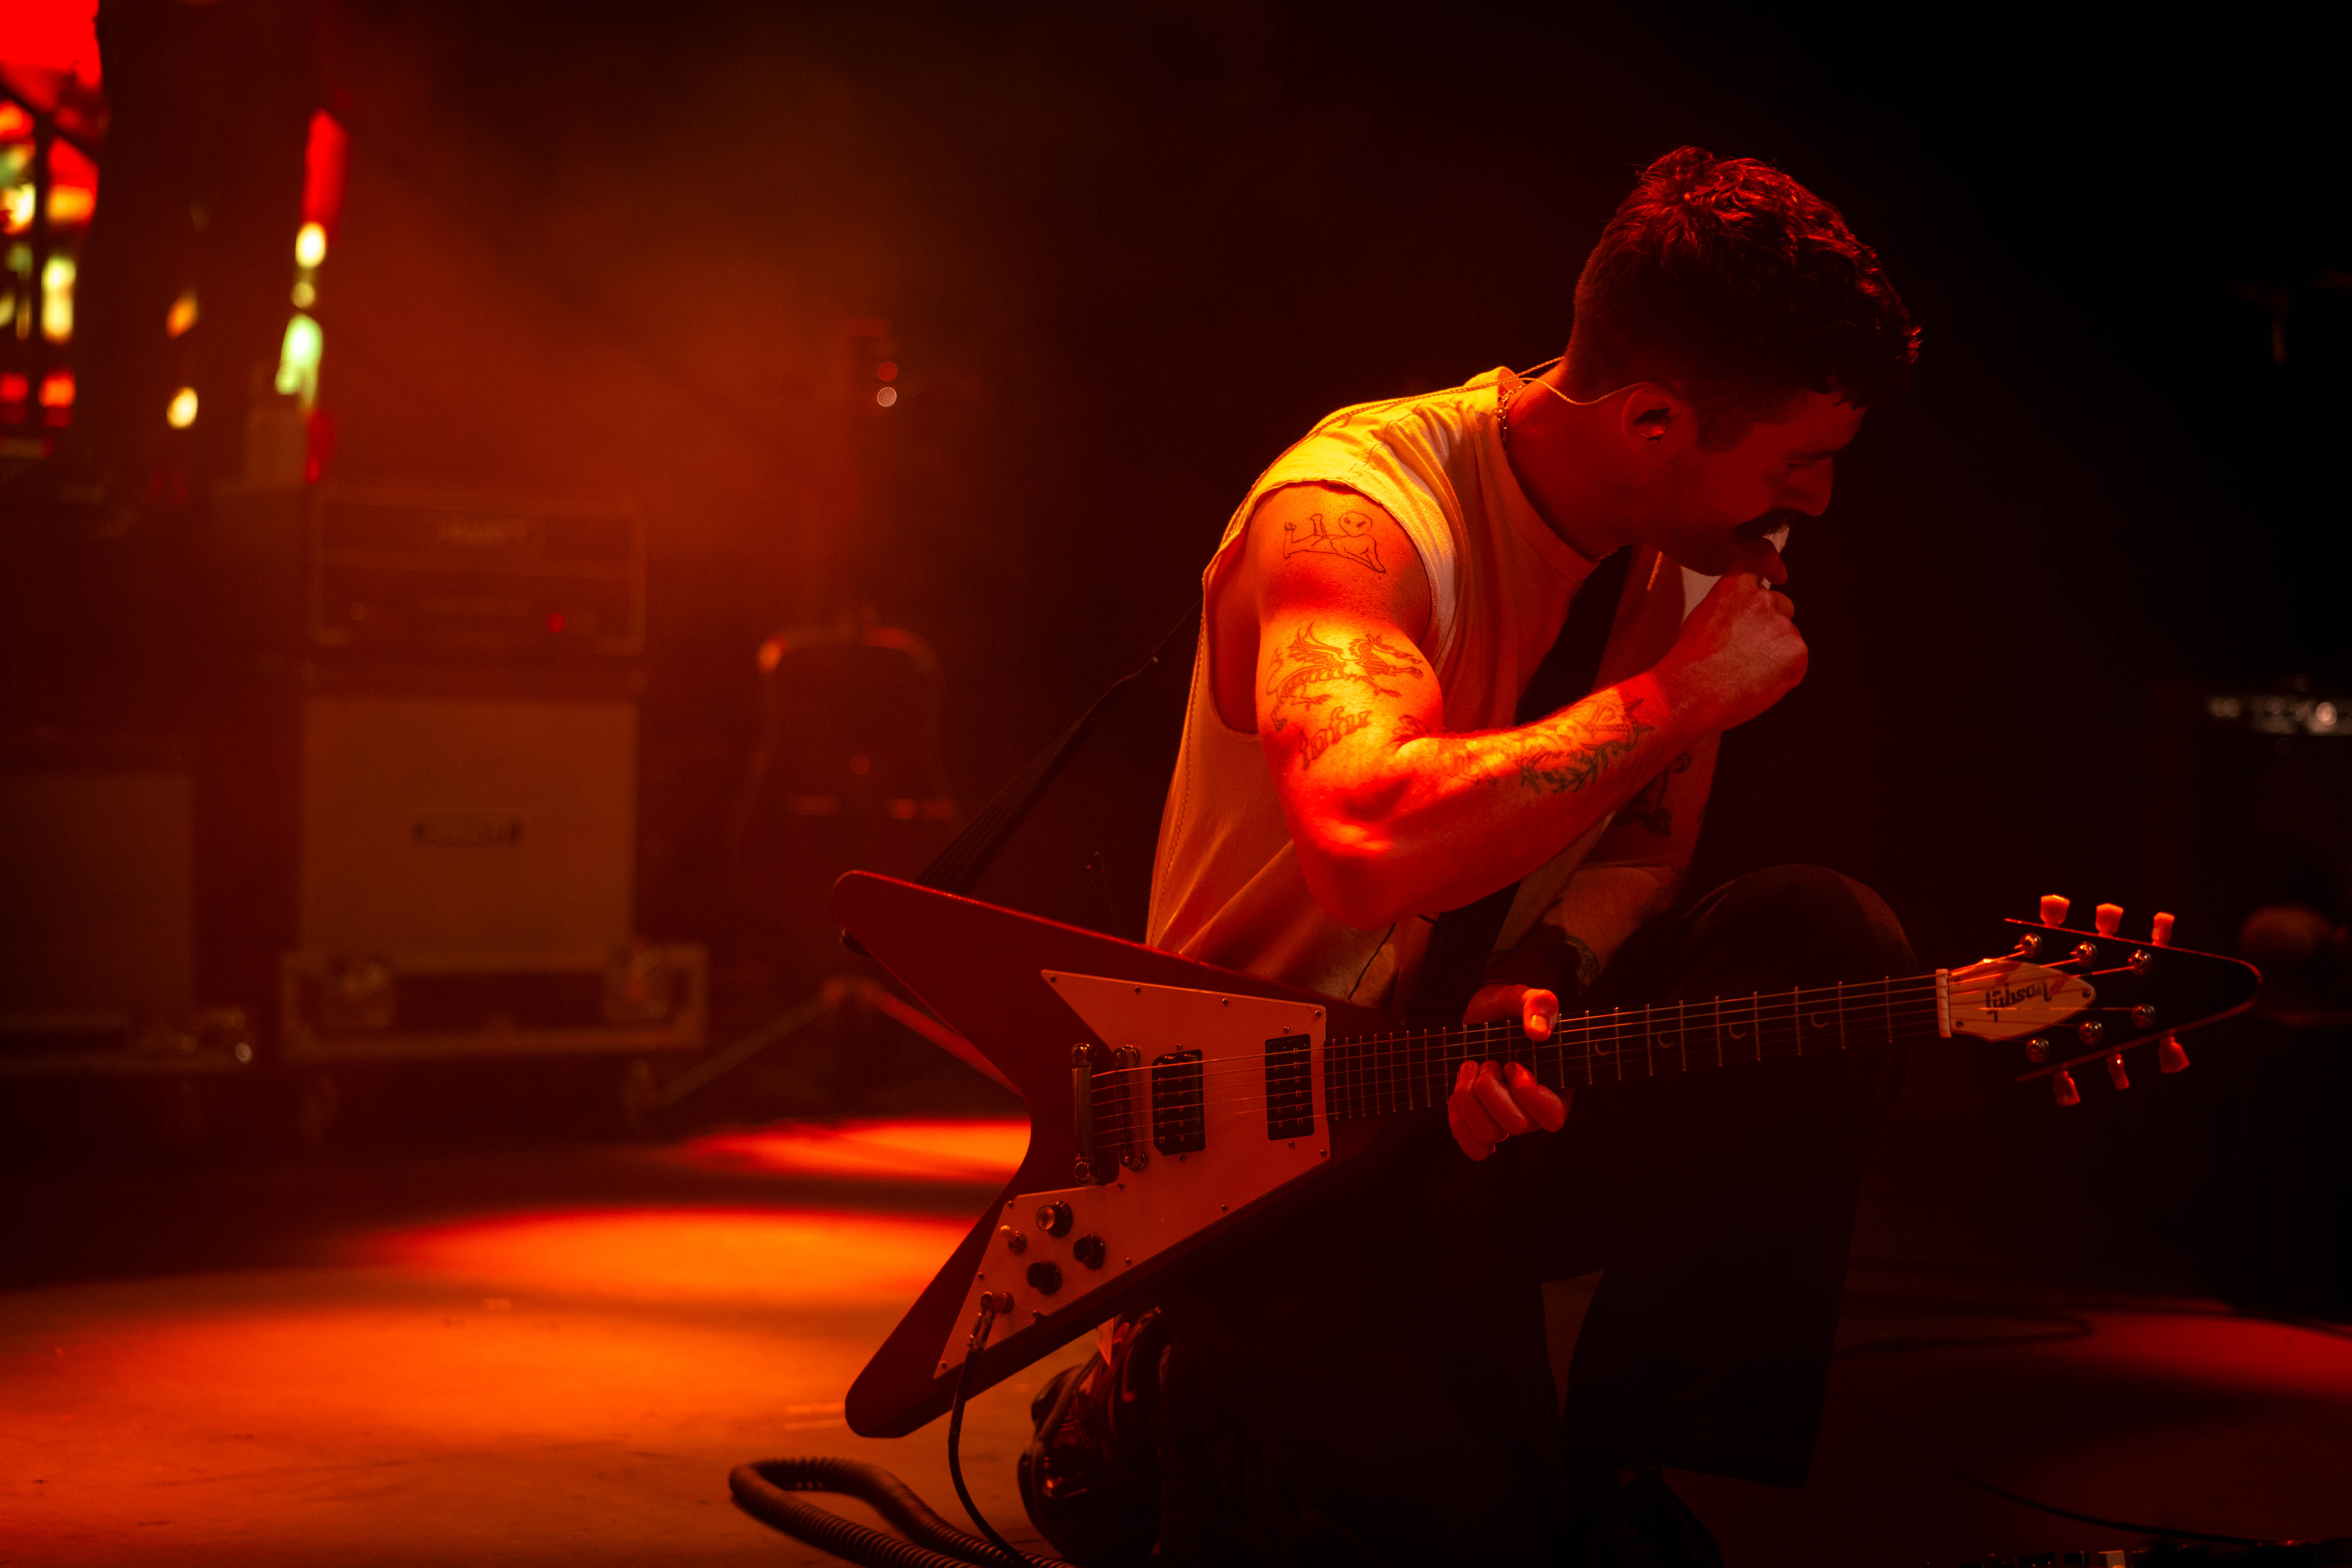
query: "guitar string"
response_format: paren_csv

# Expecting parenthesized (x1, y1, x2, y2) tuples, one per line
(1066, 960, 2137, 1116)
(1068, 978, 1951, 1111)
(1080, 981, 1953, 1116)
(1074, 985, 1960, 1131)
(1076, 1013, 1958, 1137)
(1076, 985, 2171, 1133)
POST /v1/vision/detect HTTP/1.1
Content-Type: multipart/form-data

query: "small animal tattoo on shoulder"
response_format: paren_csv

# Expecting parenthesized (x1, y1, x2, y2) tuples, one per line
(1281, 511, 1385, 574)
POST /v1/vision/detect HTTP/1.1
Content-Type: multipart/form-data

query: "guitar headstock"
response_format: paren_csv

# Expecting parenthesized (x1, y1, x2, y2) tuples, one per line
(1945, 896, 2261, 1105)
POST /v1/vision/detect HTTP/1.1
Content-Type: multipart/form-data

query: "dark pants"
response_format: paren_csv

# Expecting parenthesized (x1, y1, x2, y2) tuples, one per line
(1151, 866, 1915, 1567)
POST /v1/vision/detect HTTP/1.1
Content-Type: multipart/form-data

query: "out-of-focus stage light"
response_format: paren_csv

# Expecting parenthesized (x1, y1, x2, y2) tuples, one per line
(276, 312, 323, 407)
(876, 386, 897, 407)
(166, 386, 198, 428)
(166, 287, 198, 337)
(295, 220, 328, 269)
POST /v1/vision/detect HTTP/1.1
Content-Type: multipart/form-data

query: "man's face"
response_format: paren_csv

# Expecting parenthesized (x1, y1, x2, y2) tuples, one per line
(1643, 390, 1866, 578)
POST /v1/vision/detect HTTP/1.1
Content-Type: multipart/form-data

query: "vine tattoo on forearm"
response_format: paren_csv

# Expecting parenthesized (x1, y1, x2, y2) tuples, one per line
(1264, 624, 1429, 768)
(1490, 692, 1657, 794)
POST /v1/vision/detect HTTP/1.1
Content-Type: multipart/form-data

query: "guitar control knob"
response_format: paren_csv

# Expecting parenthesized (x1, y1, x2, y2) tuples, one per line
(999, 1226, 1027, 1255)
(2040, 894, 2070, 926)
(1036, 1201, 1074, 1238)
(2095, 903, 2123, 937)
(1025, 1260, 1064, 1296)
(2151, 912, 2176, 947)
(2158, 1034, 2190, 1074)
(1072, 1234, 1107, 1270)
(2052, 1070, 2081, 1107)
(2107, 1052, 2130, 1091)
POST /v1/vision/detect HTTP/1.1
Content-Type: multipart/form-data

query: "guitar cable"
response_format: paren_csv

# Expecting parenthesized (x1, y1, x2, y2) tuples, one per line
(730, 1295, 1070, 1568)
(946, 1294, 1046, 1568)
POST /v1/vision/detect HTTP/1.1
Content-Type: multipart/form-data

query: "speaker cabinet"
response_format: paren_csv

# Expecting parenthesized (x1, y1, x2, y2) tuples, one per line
(0, 743, 254, 1077)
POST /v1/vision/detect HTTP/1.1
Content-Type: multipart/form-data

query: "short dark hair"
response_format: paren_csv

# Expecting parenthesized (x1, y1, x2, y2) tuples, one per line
(1567, 146, 1920, 449)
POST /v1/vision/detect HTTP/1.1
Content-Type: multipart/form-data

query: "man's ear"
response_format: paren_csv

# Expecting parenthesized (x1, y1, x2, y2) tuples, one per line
(1620, 384, 1695, 454)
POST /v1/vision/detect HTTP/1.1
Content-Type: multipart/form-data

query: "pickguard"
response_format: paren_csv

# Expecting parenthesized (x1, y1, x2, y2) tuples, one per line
(938, 971, 1330, 1376)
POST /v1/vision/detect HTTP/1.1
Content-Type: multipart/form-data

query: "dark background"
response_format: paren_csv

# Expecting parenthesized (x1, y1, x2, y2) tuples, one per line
(11, 2, 2349, 1288)
(284, 0, 2349, 968)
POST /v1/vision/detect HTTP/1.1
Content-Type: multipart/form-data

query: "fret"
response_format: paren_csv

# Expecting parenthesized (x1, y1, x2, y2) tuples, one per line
(1325, 966, 1953, 1127)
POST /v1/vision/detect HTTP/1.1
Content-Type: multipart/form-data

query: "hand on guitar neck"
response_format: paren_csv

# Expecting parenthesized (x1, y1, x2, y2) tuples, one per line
(1449, 983, 1572, 1160)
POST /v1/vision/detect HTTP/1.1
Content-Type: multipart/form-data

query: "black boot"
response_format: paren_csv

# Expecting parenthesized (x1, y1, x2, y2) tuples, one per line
(1016, 1309, 1171, 1566)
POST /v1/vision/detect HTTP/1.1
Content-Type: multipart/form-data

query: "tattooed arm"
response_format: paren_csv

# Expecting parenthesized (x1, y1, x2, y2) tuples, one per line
(1466, 733, 1718, 1032)
(1236, 485, 1799, 929)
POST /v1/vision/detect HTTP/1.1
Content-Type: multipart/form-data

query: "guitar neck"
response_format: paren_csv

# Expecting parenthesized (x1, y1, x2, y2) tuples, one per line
(1323, 973, 1944, 1123)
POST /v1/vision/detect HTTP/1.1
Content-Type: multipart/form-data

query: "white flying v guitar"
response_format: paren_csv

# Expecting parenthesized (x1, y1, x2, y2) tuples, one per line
(831, 873, 2259, 1438)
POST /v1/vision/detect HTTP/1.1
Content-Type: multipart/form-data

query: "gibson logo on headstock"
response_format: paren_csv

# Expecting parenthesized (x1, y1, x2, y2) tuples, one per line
(1947, 959, 2093, 1041)
(1979, 977, 2051, 1010)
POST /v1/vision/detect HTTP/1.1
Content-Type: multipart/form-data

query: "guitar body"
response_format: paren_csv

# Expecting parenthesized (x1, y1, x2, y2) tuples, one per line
(834, 870, 1395, 1438)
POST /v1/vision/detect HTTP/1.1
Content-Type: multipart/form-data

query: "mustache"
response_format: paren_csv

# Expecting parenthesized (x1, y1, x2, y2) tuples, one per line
(1734, 508, 1808, 542)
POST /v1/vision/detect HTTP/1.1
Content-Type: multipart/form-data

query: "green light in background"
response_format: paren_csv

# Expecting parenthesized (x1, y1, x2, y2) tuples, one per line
(276, 311, 322, 408)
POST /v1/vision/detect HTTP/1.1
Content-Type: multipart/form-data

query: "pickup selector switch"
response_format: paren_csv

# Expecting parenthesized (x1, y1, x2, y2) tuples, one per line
(1025, 1260, 1064, 1296)
(1072, 1234, 1107, 1270)
(1036, 1201, 1074, 1238)
(999, 1226, 1027, 1255)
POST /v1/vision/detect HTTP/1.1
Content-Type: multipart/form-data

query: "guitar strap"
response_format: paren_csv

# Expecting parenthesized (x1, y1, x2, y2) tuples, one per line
(913, 604, 1201, 899)
(1406, 546, 1633, 1028)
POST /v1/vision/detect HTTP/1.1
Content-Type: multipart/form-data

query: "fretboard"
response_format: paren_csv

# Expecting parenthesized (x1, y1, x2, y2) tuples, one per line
(1322, 975, 1943, 1123)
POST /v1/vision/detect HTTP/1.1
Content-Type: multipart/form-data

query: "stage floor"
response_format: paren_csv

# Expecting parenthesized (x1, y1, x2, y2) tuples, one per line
(4, 1118, 2346, 1565)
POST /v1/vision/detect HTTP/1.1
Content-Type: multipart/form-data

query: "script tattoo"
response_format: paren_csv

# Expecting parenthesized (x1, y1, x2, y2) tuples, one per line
(1493, 692, 1656, 795)
(1264, 625, 1428, 768)
(1300, 707, 1377, 767)
(1620, 751, 1694, 836)
(1281, 511, 1386, 574)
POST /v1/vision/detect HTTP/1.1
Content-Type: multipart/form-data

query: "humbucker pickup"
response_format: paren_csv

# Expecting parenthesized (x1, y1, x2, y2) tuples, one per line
(1151, 1050, 1206, 1153)
(1264, 1033, 1313, 1139)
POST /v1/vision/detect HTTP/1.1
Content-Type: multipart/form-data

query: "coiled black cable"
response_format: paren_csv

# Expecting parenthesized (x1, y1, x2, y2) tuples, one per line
(729, 1455, 1074, 1568)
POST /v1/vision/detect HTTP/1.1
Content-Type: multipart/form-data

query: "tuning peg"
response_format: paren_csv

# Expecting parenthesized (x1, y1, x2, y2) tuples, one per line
(2040, 894, 2071, 926)
(2151, 912, 2176, 948)
(2106, 1052, 2130, 1090)
(2095, 903, 2123, 936)
(2158, 1034, 2190, 1074)
(2053, 1070, 2081, 1106)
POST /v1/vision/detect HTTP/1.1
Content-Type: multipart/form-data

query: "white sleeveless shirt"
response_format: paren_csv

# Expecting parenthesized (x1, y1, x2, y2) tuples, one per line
(1145, 369, 1696, 1012)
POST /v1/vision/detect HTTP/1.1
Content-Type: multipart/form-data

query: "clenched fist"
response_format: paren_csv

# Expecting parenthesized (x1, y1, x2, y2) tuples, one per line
(1654, 560, 1808, 734)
